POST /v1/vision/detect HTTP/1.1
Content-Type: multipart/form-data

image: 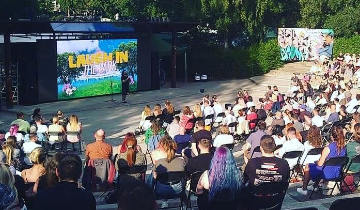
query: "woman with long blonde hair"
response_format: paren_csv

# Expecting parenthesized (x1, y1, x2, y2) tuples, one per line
(193, 104, 203, 118)
(21, 147, 46, 184)
(66, 115, 82, 151)
(139, 105, 152, 130)
(0, 164, 19, 209)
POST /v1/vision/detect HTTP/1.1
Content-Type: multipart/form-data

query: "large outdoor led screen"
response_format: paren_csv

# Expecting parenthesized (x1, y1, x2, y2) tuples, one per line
(56, 39, 137, 100)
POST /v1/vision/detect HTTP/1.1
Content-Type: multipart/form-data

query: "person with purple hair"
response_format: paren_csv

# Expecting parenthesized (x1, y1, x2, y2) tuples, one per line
(5, 124, 24, 143)
(196, 146, 243, 210)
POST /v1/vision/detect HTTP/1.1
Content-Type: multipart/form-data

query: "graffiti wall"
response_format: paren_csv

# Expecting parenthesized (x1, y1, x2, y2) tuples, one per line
(278, 28, 334, 61)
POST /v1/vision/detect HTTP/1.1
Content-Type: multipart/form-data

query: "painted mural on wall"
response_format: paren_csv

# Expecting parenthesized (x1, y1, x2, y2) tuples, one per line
(278, 28, 334, 61)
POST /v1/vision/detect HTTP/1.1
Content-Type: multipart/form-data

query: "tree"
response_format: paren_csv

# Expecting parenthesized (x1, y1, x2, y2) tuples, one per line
(324, 6, 360, 37)
(57, 53, 83, 84)
(297, 0, 327, 28)
(37, 0, 54, 17)
(240, 0, 300, 42)
(57, 0, 85, 17)
(116, 42, 138, 78)
(200, 0, 243, 48)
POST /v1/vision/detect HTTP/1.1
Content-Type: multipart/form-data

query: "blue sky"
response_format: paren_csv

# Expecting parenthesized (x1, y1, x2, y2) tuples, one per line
(57, 39, 137, 55)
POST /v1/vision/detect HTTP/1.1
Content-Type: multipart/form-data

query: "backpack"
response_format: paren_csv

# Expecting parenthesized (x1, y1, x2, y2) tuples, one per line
(277, 93, 284, 103)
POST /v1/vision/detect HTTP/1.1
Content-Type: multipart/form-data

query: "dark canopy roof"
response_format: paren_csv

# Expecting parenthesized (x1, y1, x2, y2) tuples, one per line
(0, 21, 197, 34)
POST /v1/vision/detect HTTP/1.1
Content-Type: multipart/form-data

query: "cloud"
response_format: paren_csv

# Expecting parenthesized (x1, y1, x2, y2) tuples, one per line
(57, 40, 100, 54)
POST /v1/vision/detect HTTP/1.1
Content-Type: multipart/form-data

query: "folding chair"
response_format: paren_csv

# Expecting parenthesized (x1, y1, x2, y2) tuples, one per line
(224, 143, 235, 151)
(320, 123, 333, 145)
(250, 146, 261, 159)
(228, 122, 237, 135)
(301, 148, 323, 166)
(174, 110, 181, 116)
(117, 162, 147, 183)
(225, 103, 232, 110)
(308, 156, 349, 199)
(65, 131, 82, 153)
(329, 197, 360, 210)
(186, 171, 203, 209)
(215, 112, 225, 122)
(205, 114, 214, 126)
(247, 181, 289, 210)
(344, 154, 360, 189)
(282, 151, 303, 178)
(154, 171, 186, 209)
(296, 147, 323, 178)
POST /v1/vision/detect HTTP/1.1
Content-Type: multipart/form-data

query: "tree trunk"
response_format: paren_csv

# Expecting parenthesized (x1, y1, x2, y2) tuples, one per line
(224, 31, 229, 48)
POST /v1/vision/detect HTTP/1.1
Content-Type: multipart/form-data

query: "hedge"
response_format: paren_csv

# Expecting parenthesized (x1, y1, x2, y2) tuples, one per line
(188, 39, 284, 79)
(333, 35, 360, 57)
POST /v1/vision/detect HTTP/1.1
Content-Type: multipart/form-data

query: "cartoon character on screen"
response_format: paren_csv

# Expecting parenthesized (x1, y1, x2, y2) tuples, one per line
(63, 83, 77, 96)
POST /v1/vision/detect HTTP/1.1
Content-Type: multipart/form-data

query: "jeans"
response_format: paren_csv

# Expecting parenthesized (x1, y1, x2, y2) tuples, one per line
(271, 102, 281, 113)
(146, 173, 184, 198)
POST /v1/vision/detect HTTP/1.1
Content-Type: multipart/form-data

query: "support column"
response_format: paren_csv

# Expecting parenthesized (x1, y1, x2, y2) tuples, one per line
(171, 30, 177, 88)
(4, 32, 12, 108)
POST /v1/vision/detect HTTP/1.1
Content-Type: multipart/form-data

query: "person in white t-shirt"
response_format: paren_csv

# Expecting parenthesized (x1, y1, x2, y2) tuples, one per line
(311, 108, 324, 128)
(275, 127, 304, 169)
(202, 100, 214, 117)
(300, 126, 322, 165)
(213, 125, 234, 147)
(346, 94, 360, 114)
(34, 116, 48, 134)
(223, 110, 236, 126)
(213, 100, 223, 119)
(272, 125, 286, 146)
(22, 134, 42, 165)
(306, 96, 316, 111)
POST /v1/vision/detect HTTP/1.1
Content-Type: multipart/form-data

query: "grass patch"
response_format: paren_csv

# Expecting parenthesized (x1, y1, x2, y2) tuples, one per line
(58, 79, 137, 100)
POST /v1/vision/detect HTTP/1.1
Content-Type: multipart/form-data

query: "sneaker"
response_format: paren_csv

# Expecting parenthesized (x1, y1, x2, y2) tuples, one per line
(296, 188, 308, 196)
(160, 201, 168, 208)
(122, 101, 127, 103)
(307, 185, 319, 191)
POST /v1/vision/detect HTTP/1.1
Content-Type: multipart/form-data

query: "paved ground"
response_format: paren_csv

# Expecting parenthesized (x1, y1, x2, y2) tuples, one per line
(2, 61, 359, 209)
(0, 62, 310, 145)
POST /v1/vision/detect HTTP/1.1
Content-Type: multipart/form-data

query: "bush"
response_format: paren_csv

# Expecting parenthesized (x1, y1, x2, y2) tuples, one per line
(188, 39, 284, 79)
(333, 36, 360, 57)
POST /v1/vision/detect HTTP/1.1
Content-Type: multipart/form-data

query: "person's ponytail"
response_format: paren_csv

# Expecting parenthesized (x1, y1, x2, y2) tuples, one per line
(125, 137, 137, 167)
(127, 147, 135, 167)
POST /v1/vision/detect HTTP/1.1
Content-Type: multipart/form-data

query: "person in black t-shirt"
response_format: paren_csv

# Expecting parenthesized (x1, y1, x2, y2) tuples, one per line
(121, 71, 130, 103)
(33, 154, 96, 210)
(186, 139, 213, 176)
(244, 135, 290, 187)
(190, 120, 212, 156)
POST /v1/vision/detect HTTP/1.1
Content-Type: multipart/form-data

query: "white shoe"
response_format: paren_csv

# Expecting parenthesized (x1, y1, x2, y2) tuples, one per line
(297, 188, 308, 196)
(160, 201, 168, 208)
(307, 185, 318, 191)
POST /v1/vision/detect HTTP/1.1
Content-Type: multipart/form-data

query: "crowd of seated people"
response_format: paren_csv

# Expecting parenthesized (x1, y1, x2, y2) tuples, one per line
(3, 54, 360, 209)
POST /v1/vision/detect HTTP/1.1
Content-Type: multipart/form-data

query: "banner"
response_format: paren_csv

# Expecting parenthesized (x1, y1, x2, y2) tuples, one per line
(56, 39, 137, 100)
(278, 28, 334, 61)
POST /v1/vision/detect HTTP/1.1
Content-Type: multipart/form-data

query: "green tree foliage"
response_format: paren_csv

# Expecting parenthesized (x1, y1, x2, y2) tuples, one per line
(333, 36, 360, 57)
(240, 0, 300, 42)
(298, 0, 360, 37)
(200, 0, 243, 48)
(116, 42, 138, 78)
(324, 6, 360, 37)
(57, 53, 83, 84)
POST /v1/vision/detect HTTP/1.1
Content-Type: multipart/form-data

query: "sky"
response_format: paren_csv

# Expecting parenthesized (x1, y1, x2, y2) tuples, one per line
(57, 39, 137, 54)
